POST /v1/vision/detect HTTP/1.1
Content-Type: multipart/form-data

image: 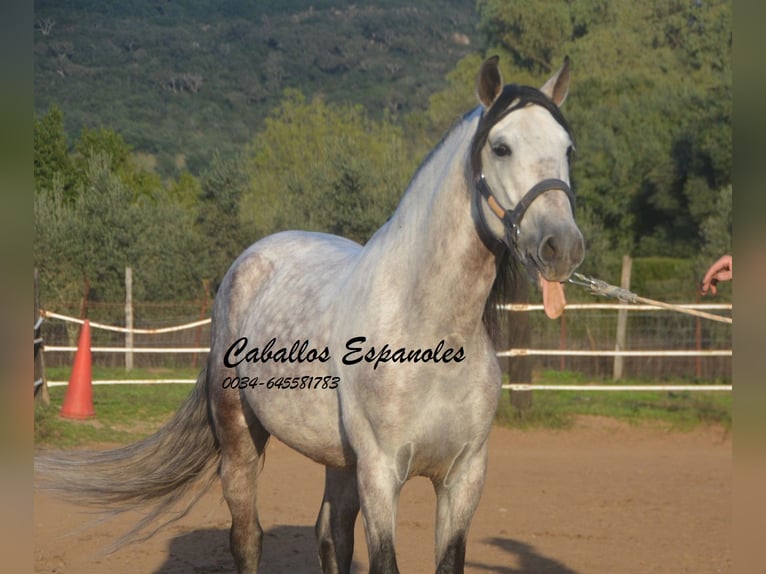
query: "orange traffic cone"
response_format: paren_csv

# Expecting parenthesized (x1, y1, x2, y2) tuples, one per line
(60, 320, 95, 419)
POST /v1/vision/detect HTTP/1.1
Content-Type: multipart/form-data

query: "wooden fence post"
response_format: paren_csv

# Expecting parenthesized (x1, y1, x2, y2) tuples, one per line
(34, 268, 49, 406)
(125, 266, 134, 371)
(193, 279, 210, 369)
(695, 291, 702, 378)
(508, 265, 533, 414)
(613, 255, 632, 380)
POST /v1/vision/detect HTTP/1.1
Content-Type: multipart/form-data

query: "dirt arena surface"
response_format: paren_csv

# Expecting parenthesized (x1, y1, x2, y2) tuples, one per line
(34, 417, 731, 573)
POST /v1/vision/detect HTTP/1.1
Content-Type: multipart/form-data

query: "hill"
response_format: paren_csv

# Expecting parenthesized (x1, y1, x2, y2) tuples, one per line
(34, 0, 478, 175)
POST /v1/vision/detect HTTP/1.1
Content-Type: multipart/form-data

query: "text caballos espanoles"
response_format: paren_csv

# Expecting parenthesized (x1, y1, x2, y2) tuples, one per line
(223, 336, 465, 371)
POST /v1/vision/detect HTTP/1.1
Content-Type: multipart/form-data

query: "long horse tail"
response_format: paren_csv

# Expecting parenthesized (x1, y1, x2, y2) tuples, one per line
(35, 364, 221, 551)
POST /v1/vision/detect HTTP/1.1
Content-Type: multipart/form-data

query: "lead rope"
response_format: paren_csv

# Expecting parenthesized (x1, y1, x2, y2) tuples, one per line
(567, 273, 733, 325)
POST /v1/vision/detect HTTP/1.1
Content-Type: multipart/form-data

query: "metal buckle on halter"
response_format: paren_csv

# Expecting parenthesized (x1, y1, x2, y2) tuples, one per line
(505, 221, 520, 246)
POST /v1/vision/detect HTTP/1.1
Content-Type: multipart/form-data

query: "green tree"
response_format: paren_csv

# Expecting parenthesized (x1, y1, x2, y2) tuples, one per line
(35, 151, 207, 306)
(74, 125, 162, 200)
(244, 90, 414, 244)
(35, 153, 143, 304)
(34, 105, 78, 201)
(477, 0, 573, 74)
(473, 0, 732, 260)
(696, 184, 732, 281)
(131, 193, 207, 301)
(196, 153, 256, 291)
(168, 170, 203, 214)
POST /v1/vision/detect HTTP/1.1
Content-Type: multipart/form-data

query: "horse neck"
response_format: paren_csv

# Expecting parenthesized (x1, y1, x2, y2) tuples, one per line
(363, 111, 498, 337)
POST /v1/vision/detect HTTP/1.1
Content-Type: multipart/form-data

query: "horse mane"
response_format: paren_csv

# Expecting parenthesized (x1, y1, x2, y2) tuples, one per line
(482, 250, 525, 348)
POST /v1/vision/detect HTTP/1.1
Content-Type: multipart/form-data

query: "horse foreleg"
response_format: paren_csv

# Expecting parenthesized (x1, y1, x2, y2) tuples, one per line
(315, 467, 360, 574)
(432, 443, 488, 574)
(215, 396, 270, 574)
(356, 459, 402, 574)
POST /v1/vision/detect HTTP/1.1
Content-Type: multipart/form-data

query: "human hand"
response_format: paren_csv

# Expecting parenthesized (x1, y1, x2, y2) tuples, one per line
(700, 254, 732, 296)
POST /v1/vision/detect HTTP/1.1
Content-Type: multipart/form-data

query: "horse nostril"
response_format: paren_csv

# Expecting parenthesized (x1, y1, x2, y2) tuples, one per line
(539, 235, 557, 264)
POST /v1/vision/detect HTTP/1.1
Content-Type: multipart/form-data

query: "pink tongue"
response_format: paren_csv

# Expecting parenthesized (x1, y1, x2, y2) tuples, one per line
(539, 274, 566, 319)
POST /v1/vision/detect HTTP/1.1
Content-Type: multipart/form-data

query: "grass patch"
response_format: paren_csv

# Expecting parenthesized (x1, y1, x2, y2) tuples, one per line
(35, 368, 197, 448)
(495, 369, 732, 431)
(35, 368, 732, 449)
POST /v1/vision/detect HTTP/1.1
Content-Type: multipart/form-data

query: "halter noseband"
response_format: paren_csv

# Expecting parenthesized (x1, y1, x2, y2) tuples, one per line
(470, 84, 576, 257)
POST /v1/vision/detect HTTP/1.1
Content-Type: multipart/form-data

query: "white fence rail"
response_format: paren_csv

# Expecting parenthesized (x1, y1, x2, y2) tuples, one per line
(503, 384, 732, 391)
(499, 349, 731, 357)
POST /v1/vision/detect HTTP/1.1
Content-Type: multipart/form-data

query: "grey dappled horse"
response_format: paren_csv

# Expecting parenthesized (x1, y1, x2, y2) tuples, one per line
(37, 57, 584, 573)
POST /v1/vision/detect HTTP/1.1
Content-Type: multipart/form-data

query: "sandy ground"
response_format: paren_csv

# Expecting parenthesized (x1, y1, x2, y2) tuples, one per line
(34, 417, 731, 573)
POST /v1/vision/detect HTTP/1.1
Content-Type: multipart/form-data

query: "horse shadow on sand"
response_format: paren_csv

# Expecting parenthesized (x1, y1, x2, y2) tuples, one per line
(154, 527, 578, 573)
(466, 536, 581, 574)
(153, 524, 365, 573)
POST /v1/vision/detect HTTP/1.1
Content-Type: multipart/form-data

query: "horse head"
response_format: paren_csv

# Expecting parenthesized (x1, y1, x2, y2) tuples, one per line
(472, 56, 585, 318)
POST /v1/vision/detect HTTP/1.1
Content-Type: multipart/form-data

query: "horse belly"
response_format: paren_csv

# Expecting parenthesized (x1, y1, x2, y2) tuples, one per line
(243, 368, 354, 468)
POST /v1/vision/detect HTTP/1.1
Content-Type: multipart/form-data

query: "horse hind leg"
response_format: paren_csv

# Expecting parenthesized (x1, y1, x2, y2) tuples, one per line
(315, 467, 360, 574)
(214, 391, 270, 574)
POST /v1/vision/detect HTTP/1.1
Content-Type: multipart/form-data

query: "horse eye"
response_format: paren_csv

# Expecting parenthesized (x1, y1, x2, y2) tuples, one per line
(566, 145, 575, 163)
(492, 144, 511, 157)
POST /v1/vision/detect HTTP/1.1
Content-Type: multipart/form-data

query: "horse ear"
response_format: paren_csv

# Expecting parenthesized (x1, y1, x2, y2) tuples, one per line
(476, 55, 503, 108)
(540, 56, 570, 106)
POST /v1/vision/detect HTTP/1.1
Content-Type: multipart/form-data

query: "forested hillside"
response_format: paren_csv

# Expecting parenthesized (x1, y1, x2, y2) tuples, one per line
(34, 0, 478, 175)
(34, 0, 732, 307)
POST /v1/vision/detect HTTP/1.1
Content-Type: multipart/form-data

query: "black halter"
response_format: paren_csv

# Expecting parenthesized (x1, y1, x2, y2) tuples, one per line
(470, 84, 576, 257)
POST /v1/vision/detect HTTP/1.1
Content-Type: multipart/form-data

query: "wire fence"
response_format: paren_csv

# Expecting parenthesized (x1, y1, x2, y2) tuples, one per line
(41, 301, 212, 370)
(498, 303, 731, 381)
(38, 299, 732, 386)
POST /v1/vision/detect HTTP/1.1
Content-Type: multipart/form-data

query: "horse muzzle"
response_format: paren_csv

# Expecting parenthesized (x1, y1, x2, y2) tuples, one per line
(529, 220, 585, 283)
